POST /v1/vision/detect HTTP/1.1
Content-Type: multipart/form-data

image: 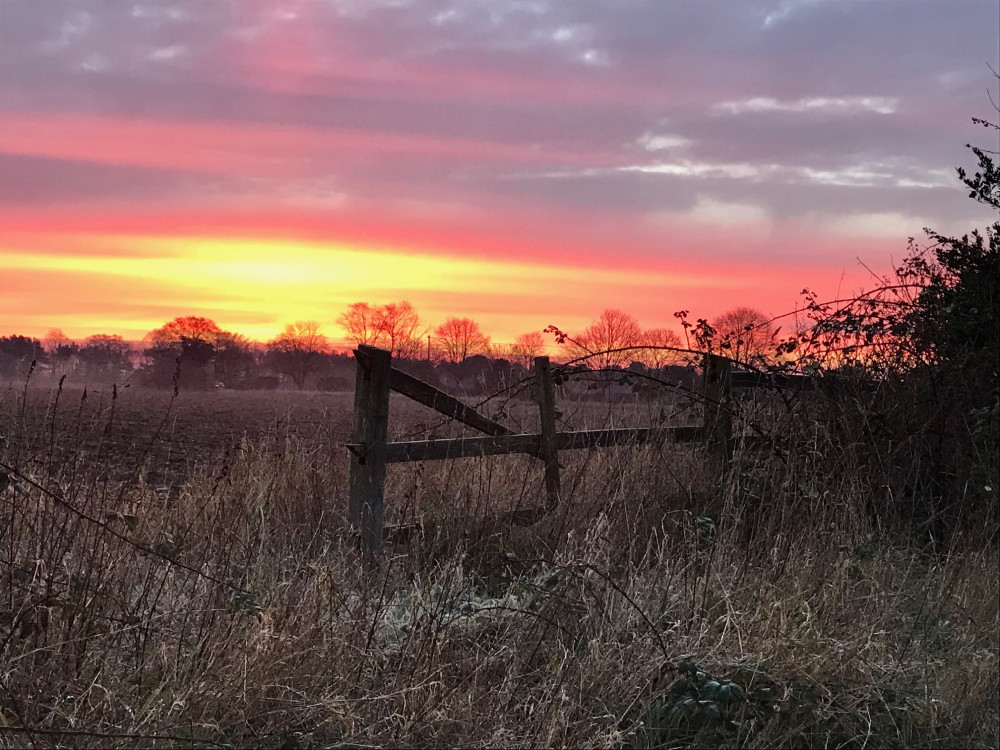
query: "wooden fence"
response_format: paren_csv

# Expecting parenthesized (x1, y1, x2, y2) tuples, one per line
(346, 344, 772, 562)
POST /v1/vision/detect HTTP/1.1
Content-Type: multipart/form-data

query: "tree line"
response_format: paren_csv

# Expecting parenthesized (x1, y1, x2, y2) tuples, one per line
(0, 302, 776, 391)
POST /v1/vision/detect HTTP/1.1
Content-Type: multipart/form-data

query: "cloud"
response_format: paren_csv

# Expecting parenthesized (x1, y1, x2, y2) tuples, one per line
(620, 161, 761, 181)
(687, 196, 770, 227)
(762, 0, 826, 29)
(713, 96, 898, 116)
(41, 9, 91, 53)
(148, 45, 186, 62)
(131, 5, 190, 23)
(542, 157, 956, 193)
(821, 211, 927, 238)
(636, 133, 691, 151)
(80, 54, 110, 73)
(579, 48, 609, 67)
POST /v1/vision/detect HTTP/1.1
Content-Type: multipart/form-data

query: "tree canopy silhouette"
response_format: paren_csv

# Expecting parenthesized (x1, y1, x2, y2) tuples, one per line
(147, 316, 224, 345)
(0, 335, 43, 377)
(266, 321, 330, 389)
(44, 328, 78, 370)
(143, 316, 231, 389)
(787, 101, 999, 536)
(79, 334, 132, 375)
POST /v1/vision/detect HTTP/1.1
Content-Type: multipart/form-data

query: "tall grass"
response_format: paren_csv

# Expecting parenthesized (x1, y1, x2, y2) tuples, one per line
(0, 377, 996, 748)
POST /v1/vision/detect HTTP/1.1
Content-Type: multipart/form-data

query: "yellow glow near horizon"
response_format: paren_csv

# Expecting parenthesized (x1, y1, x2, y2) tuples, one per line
(2, 231, 758, 342)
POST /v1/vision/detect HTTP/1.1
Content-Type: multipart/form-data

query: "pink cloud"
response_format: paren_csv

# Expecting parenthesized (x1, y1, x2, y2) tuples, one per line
(0, 113, 624, 178)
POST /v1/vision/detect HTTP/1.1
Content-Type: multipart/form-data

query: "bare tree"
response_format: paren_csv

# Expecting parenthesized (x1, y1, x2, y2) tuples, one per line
(43, 328, 77, 372)
(509, 331, 546, 368)
(338, 303, 380, 347)
(711, 306, 777, 365)
(375, 301, 425, 357)
(275, 321, 329, 352)
(567, 309, 643, 369)
(639, 327, 683, 369)
(338, 301, 425, 355)
(394, 336, 426, 360)
(434, 317, 490, 363)
(43, 328, 71, 353)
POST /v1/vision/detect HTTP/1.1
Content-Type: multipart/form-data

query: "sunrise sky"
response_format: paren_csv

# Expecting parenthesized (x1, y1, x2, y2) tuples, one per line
(1, 0, 998, 346)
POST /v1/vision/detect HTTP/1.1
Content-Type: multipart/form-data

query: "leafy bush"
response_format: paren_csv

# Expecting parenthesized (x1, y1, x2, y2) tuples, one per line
(762, 116, 1000, 542)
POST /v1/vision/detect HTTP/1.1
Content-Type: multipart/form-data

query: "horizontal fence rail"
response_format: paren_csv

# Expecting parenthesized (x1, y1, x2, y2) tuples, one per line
(352, 425, 705, 464)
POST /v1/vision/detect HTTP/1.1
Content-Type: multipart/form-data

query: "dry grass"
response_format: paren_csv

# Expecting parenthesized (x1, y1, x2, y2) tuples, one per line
(0, 380, 996, 748)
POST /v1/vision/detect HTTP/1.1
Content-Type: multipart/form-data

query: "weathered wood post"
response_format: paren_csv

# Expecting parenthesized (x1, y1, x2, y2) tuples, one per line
(534, 356, 561, 510)
(349, 345, 391, 563)
(702, 353, 734, 470)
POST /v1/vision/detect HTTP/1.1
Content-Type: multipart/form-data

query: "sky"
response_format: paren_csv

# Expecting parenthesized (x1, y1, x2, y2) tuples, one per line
(1, 0, 998, 346)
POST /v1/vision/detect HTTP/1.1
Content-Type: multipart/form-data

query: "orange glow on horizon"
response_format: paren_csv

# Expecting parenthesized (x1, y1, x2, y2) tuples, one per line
(3, 227, 789, 343)
(2, 194, 895, 348)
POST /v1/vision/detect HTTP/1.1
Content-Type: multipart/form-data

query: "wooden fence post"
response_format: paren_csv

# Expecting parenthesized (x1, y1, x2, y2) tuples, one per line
(349, 345, 392, 563)
(534, 356, 561, 510)
(702, 353, 733, 470)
